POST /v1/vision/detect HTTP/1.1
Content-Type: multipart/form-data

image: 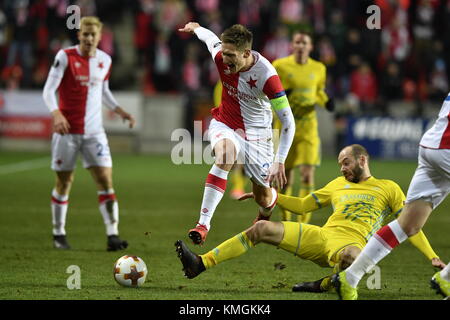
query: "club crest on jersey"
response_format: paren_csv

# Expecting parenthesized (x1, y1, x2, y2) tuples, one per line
(247, 76, 257, 89)
(74, 62, 81, 68)
(98, 62, 104, 69)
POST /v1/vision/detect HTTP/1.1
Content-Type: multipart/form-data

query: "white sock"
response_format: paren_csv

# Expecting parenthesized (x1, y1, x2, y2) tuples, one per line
(98, 189, 119, 236)
(346, 220, 408, 288)
(198, 165, 229, 230)
(440, 263, 450, 282)
(258, 187, 278, 217)
(51, 189, 69, 236)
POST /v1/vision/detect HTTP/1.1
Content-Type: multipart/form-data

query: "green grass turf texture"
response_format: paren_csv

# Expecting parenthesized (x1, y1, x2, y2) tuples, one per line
(0, 152, 448, 300)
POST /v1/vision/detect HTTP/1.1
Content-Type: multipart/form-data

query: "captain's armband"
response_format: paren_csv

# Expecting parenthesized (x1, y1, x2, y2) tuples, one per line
(270, 93, 290, 111)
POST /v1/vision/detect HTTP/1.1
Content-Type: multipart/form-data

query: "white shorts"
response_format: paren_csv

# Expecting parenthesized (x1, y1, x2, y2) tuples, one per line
(406, 147, 450, 208)
(208, 119, 274, 187)
(51, 132, 112, 171)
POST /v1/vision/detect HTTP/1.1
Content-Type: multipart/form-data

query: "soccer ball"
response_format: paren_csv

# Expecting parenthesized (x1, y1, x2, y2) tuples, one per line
(113, 255, 148, 287)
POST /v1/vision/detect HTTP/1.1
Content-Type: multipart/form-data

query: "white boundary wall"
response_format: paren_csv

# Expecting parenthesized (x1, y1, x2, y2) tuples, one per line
(0, 90, 337, 155)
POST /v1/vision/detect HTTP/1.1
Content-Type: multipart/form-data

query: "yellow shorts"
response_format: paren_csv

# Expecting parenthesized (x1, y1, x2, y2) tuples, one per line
(278, 222, 365, 268)
(274, 117, 321, 169)
(285, 137, 321, 169)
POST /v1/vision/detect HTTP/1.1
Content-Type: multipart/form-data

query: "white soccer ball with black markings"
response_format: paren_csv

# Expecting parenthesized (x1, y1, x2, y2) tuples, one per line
(113, 255, 148, 287)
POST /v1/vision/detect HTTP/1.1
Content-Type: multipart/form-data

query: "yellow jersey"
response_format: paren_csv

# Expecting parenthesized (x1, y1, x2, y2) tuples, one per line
(272, 55, 328, 120)
(278, 176, 405, 244)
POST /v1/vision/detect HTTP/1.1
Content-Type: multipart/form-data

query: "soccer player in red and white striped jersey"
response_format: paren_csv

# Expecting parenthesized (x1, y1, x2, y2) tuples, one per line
(333, 94, 450, 300)
(42, 16, 135, 251)
(178, 22, 295, 245)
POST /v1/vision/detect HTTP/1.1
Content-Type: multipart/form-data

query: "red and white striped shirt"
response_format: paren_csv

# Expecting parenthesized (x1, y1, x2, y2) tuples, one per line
(43, 46, 118, 135)
(195, 28, 284, 135)
(212, 50, 285, 135)
(194, 27, 295, 162)
(420, 94, 450, 149)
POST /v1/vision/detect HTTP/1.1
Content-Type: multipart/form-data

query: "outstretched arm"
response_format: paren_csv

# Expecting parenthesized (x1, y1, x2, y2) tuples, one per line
(277, 193, 319, 215)
(179, 22, 222, 59)
(239, 191, 323, 215)
(178, 22, 201, 34)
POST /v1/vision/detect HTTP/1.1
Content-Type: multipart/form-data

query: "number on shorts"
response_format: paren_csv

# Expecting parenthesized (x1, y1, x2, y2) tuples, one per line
(96, 143, 109, 157)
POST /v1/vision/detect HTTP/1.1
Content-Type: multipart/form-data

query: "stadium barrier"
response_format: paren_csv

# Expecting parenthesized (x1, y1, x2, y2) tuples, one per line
(345, 116, 435, 159)
(0, 90, 438, 160)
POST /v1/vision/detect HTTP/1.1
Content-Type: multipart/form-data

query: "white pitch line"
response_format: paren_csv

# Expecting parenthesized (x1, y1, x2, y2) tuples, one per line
(0, 157, 50, 175)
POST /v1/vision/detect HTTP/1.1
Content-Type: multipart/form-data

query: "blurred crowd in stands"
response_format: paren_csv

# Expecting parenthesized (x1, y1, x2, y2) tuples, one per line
(1, 0, 450, 116)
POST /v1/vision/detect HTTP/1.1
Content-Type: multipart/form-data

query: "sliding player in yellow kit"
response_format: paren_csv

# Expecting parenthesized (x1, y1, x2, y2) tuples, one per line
(273, 31, 334, 223)
(175, 144, 445, 293)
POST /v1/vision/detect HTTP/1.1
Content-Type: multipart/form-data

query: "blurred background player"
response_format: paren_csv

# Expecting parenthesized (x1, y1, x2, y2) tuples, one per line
(333, 93, 450, 300)
(175, 144, 444, 290)
(273, 31, 334, 223)
(213, 80, 248, 200)
(42, 16, 135, 251)
(178, 22, 295, 245)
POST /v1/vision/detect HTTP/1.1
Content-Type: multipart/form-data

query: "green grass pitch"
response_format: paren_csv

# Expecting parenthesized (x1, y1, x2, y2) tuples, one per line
(0, 151, 448, 300)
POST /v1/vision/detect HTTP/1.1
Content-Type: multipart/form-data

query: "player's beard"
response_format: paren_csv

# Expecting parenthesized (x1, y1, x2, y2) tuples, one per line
(349, 164, 364, 183)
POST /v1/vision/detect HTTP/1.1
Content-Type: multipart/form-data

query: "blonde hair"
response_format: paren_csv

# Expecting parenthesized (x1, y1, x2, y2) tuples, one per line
(80, 16, 103, 31)
(221, 24, 253, 51)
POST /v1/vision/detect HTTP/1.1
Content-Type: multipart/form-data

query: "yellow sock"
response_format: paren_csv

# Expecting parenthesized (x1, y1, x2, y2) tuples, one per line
(230, 168, 245, 192)
(200, 232, 254, 269)
(279, 186, 293, 221)
(297, 183, 314, 223)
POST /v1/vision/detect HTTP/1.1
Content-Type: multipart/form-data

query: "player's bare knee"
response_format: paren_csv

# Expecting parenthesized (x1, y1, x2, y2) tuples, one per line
(56, 175, 73, 192)
(301, 172, 313, 184)
(214, 140, 236, 167)
(300, 166, 314, 184)
(57, 179, 73, 190)
(301, 176, 311, 185)
(215, 153, 235, 168)
(253, 221, 284, 245)
(245, 222, 266, 243)
(402, 224, 421, 237)
(94, 173, 112, 190)
(251, 220, 271, 242)
(398, 216, 421, 237)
